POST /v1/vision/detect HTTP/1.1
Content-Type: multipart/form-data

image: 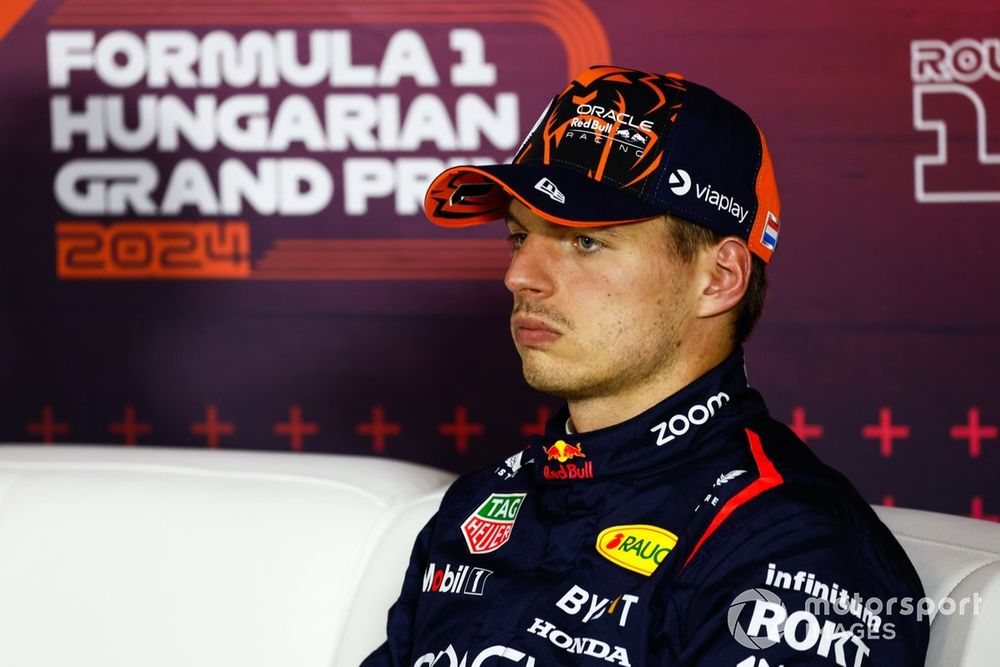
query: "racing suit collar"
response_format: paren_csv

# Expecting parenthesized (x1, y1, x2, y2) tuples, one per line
(530, 347, 762, 483)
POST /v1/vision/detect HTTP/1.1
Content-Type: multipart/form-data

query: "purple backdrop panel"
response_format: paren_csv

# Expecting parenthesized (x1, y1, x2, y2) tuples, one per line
(0, 0, 998, 521)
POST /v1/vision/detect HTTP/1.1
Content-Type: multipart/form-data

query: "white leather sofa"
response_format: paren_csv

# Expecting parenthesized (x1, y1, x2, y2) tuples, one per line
(0, 445, 996, 666)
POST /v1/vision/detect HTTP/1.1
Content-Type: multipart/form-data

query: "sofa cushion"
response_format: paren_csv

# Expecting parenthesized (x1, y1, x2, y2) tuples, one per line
(0, 445, 453, 667)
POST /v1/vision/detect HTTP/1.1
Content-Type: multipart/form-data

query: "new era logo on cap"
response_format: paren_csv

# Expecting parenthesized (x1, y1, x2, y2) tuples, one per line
(534, 177, 566, 204)
(761, 211, 780, 251)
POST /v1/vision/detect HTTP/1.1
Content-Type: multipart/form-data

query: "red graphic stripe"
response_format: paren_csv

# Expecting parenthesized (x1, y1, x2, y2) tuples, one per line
(682, 428, 784, 570)
(261, 258, 506, 264)
(250, 271, 504, 280)
(0, 0, 36, 40)
(251, 238, 511, 279)
(272, 239, 506, 248)
(258, 254, 509, 262)
(257, 262, 509, 271)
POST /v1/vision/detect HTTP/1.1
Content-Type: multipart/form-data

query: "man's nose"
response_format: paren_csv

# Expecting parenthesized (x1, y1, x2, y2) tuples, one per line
(504, 234, 555, 298)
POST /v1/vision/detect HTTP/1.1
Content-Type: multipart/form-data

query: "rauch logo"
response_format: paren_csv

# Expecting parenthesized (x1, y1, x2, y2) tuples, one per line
(596, 524, 678, 576)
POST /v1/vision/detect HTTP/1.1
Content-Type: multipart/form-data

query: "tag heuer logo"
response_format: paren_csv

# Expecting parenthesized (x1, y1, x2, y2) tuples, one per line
(460, 492, 526, 554)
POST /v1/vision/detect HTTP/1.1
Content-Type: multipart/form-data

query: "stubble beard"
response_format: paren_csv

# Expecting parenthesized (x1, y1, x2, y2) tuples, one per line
(516, 309, 685, 403)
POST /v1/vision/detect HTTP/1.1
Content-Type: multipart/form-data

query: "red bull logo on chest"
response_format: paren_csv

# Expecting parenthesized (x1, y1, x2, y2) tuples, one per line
(460, 492, 526, 554)
(544, 440, 585, 462)
(542, 440, 593, 480)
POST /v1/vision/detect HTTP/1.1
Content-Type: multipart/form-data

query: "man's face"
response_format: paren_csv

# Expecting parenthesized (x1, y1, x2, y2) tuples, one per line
(504, 199, 701, 402)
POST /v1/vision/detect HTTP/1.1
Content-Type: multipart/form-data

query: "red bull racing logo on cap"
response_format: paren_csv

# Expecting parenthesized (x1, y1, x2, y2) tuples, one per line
(596, 524, 678, 576)
(515, 66, 686, 192)
(543, 440, 594, 480)
(461, 492, 526, 554)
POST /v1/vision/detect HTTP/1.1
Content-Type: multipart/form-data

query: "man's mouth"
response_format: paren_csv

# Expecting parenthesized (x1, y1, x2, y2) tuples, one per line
(511, 315, 562, 347)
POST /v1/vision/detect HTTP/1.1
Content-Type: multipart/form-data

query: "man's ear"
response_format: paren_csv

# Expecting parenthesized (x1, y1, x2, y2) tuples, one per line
(696, 238, 751, 318)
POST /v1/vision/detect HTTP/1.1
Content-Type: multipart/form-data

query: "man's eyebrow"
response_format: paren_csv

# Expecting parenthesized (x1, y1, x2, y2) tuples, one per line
(593, 226, 623, 238)
(504, 212, 527, 230)
(503, 213, 625, 238)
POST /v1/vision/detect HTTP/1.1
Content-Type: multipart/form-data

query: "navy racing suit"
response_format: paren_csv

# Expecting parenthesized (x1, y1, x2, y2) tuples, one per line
(363, 349, 929, 666)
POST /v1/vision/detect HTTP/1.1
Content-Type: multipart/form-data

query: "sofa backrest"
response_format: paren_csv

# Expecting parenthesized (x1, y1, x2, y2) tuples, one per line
(0, 445, 997, 667)
(0, 445, 452, 667)
(875, 505, 1000, 667)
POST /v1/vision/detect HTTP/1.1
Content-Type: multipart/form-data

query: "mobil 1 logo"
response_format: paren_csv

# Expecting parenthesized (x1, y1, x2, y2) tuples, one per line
(422, 562, 493, 596)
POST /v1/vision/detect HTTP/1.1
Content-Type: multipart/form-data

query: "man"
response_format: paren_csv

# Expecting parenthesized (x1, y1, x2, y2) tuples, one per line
(363, 66, 928, 666)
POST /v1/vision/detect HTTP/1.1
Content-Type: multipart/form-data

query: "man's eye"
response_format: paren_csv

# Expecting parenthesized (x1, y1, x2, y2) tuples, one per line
(507, 232, 527, 249)
(574, 235, 603, 253)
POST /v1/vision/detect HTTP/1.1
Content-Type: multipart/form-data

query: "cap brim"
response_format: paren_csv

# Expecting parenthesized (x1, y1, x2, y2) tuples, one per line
(423, 164, 665, 229)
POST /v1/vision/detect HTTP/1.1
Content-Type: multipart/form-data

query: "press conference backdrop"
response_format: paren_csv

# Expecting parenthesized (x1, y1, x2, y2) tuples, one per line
(0, 0, 997, 519)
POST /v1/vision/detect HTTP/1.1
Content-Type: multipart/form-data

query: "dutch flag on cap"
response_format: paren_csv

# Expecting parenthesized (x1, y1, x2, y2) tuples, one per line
(761, 211, 780, 251)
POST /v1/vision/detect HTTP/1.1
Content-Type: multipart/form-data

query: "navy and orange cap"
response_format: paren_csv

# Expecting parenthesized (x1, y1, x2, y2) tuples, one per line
(423, 65, 782, 262)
